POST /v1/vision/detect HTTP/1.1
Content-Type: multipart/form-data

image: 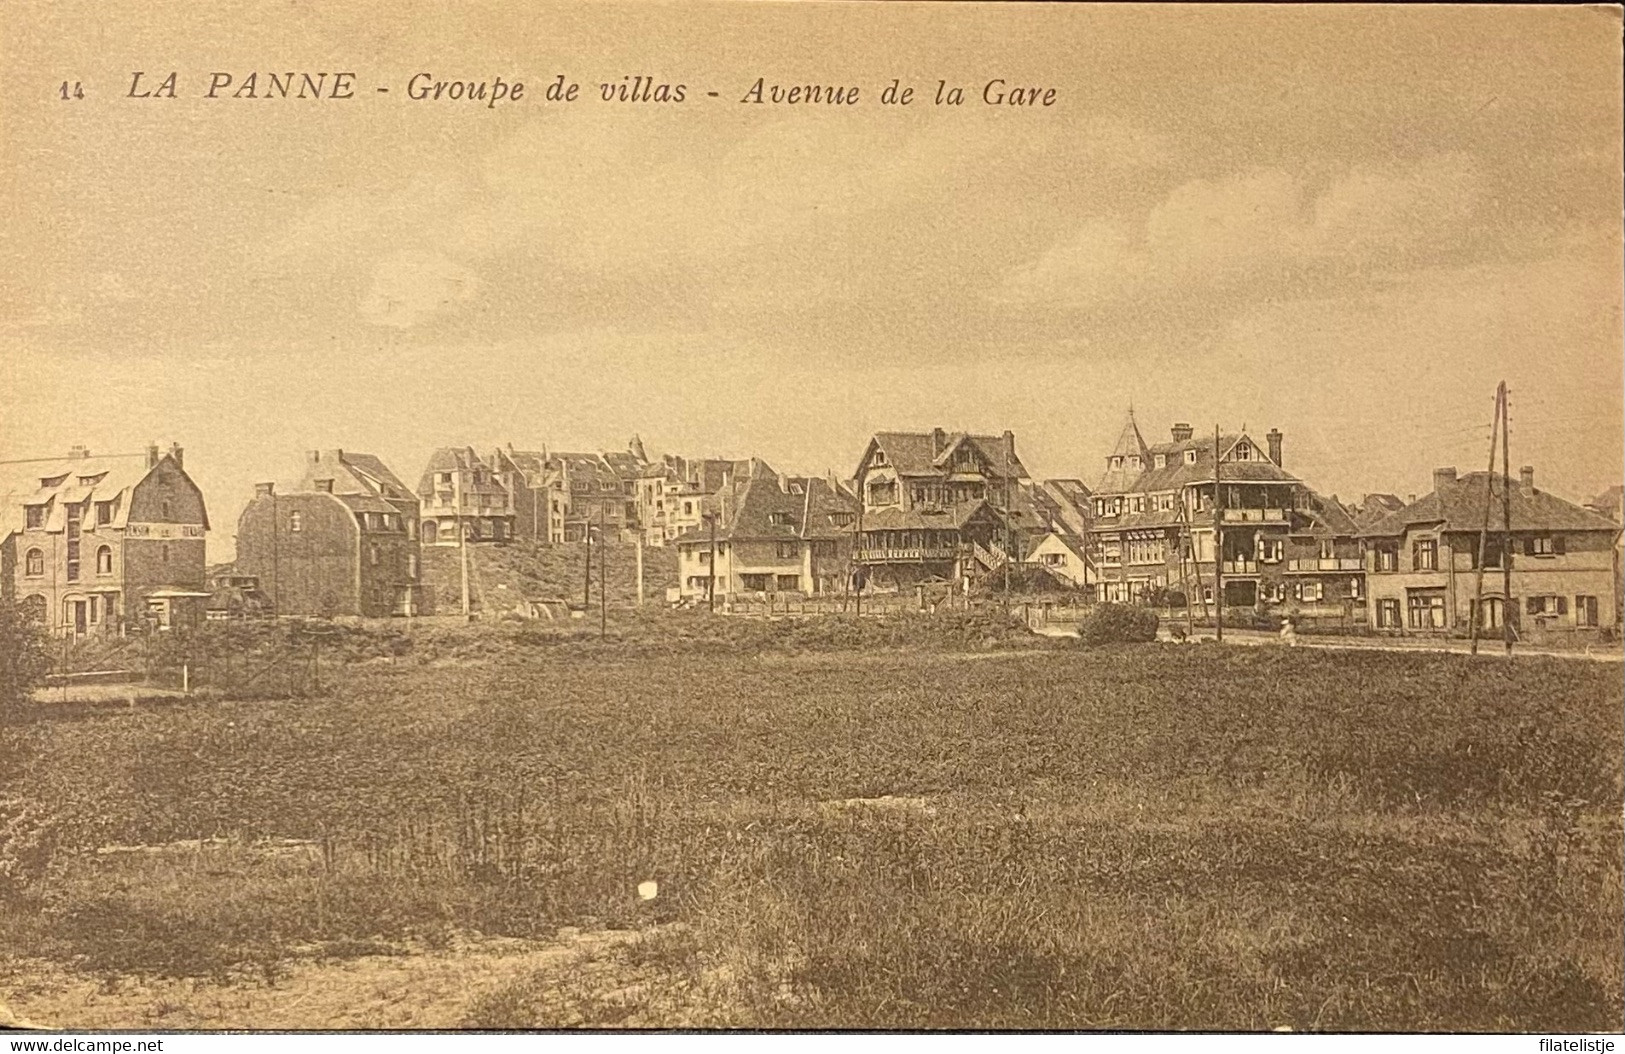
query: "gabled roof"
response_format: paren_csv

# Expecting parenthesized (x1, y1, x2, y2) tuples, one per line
(1360, 473, 1622, 537)
(673, 473, 856, 544)
(418, 447, 508, 496)
(860, 500, 1001, 533)
(864, 430, 1029, 482)
(302, 450, 413, 502)
(0, 452, 175, 538)
(1098, 423, 1296, 496)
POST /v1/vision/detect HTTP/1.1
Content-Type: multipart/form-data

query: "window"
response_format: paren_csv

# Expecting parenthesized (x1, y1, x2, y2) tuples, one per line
(1377, 598, 1401, 628)
(1041, 552, 1066, 566)
(1527, 595, 1569, 617)
(776, 574, 800, 592)
(160, 543, 169, 564)
(161, 500, 171, 518)
(96, 545, 112, 575)
(1111, 456, 1123, 469)
(1525, 535, 1564, 557)
(25, 505, 45, 529)
(408, 554, 419, 579)
(1319, 539, 1335, 560)
(1298, 581, 1323, 602)
(289, 511, 302, 532)
(1259, 539, 1283, 563)
(1412, 538, 1437, 572)
(1184, 450, 1197, 465)
(96, 501, 114, 526)
(776, 541, 798, 559)
(1349, 576, 1363, 600)
(88, 596, 100, 625)
(769, 512, 795, 527)
(683, 502, 694, 515)
(1576, 595, 1599, 627)
(828, 512, 854, 528)
(1373, 544, 1398, 572)
(1234, 442, 1252, 461)
(24, 548, 44, 577)
(1407, 591, 1446, 629)
(369, 544, 380, 566)
(1153, 454, 1167, 469)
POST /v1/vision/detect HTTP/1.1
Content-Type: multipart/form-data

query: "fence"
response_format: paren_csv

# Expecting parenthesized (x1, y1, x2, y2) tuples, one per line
(45, 622, 325, 701)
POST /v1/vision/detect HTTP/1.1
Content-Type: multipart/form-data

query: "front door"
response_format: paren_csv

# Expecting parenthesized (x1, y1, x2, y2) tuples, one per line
(73, 600, 88, 636)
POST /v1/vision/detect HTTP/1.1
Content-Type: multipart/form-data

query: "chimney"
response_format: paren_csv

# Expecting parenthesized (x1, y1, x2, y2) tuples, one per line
(1407, 494, 1416, 506)
(307, 450, 321, 464)
(146, 443, 160, 469)
(255, 482, 276, 498)
(314, 478, 335, 493)
(1003, 429, 1016, 468)
(168, 442, 183, 469)
(1266, 428, 1283, 468)
(930, 428, 946, 455)
(68, 444, 89, 459)
(1520, 465, 1535, 491)
(1171, 423, 1193, 443)
(1433, 467, 1457, 492)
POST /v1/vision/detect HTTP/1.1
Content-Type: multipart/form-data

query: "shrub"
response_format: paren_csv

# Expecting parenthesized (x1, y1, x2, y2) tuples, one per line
(0, 599, 51, 715)
(1076, 603, 1159, 645)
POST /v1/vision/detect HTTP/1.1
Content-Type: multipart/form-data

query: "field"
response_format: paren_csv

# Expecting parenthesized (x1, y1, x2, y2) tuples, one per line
(1, 618, 1621, 1031)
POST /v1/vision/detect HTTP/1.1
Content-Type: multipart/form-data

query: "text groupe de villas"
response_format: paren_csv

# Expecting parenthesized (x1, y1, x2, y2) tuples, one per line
(126, 71, 1059, 108)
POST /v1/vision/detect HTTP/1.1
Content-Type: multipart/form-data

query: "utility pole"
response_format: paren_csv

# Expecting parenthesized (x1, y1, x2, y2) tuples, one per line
(636, 529, 644, 606)
(1003, 435, 1013, 608)
(457, 468, 471, 620)
(706, 511, 717, 613)
(1470, 384, 1503, 655)
(599, 504, 607, 638)
(854, 495, 863, 618)
(1501, 384, 1514, 654)
(582, 517, 593, 609)
(1213, 425, 1224, 642)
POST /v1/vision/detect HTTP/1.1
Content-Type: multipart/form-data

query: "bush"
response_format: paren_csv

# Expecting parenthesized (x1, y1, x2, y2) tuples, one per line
(0, 600, 51, 715)
(1076, 603, 1159, 645)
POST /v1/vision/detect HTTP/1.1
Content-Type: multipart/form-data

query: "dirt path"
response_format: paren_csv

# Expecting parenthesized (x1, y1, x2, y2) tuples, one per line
(0, 929, 644, 1031)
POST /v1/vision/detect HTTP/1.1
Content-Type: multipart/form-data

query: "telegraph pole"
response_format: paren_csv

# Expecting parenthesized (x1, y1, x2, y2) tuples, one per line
(1501, 384, 1514, 654)
(1470, 384, 1503, 655)
(582, 518, 593, 609)
(1213, 425, 1224, 642)
(706, 511, 717, 613)
(635, 529, 644, 606)
(599, 504, 607, 638)
(457, 468, 471, 620)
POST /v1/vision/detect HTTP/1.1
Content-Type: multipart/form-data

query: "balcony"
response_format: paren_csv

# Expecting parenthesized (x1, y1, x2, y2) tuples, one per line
(1220, 508, 1288, 523)
(1286, 558, 1363, 572)
(857, 546, 959, 563)
(1222, 559, 1259, 575)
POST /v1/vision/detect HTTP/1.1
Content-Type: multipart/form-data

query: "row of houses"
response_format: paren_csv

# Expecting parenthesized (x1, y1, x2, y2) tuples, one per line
(4, 417, 1621, 639)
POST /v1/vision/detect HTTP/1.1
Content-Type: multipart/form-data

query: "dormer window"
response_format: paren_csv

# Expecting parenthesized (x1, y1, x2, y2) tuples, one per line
(77, 473, 107, 486)
(1128, 457, 1140, 470)
(768, 512, 795, 527)
(25, 504, 46, 529)
(1153, 455, 1166, 469)
(1234, 442, 1252, 461)
(40, 473, 68, 489)
(1184, 450, 1197, 465)
(872, 450, 887, 466)
(1111, 456, 1124, 469)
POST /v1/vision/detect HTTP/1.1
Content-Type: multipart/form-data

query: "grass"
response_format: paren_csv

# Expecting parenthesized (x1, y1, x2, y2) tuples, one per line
(1, 633, 1620, 1030)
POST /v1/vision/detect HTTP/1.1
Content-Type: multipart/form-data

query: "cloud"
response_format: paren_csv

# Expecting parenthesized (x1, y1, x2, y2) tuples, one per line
(359, 250, 479, 329)
(1003, 153, 1491, 311)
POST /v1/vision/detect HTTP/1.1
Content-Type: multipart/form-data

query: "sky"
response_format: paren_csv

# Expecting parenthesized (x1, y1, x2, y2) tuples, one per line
(2, 2, 1621, 559)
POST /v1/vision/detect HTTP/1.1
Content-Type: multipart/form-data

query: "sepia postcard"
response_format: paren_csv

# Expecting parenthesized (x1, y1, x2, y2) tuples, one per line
(1, 0, 1622, 1040)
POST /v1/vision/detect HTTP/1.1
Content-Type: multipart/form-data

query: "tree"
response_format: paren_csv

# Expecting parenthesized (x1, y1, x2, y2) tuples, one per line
(0, 600, 51, 716)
